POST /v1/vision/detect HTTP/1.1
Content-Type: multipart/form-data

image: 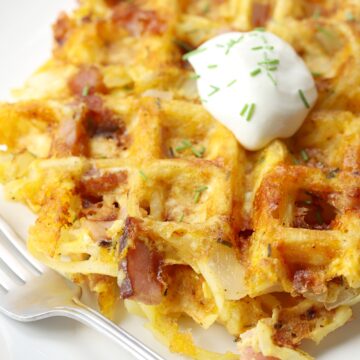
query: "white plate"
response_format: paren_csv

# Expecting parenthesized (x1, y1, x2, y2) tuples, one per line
(1, 1, 360, 359)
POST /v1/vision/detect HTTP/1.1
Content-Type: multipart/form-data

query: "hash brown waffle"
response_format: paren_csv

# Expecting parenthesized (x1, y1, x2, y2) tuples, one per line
(1, 1, 360, 359)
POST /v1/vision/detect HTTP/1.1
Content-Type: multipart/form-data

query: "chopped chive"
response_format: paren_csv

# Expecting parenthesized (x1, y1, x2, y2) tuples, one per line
(194, 186, 208, 204)
(208, 64, 218, 69)
(315, 210, 323, 224)
(225, 36, 244, 55)
(82, 85, 90, 97)
(208, 85, 220, 96)
(179, 213, 185, 222)
(216, 44, 225, 48)
(312, 72, 322, 77)
(259, 59, 280, 66)
(267, 244, 272, 257)
(189, 73, 200, 80)
(345, 11, 355, 22)
(175, 139, 192, 152)
(247, 103, 256, 122)
(139, 170, 148, 181)
(317, 26, 333, 38)
(261, 35, 268, 44)
(313, 8, 321, 19)
(173, 39, 193, 53)
(300, 149, 310, 162)
(182, 47, 207, 61)
(255, 27, 266, 32)
(268, 66, 278, 71)
(217, 238, 233, 248)
(250, 68, 261, 77)
(202, 2, 210, 14)
(252, 46, 264, 51)
(240, 104, 249, 117)
(291, 155, 300, 165)
(192, 145, 206, 158)
(169, 147, 175, 158)
(227, 79, 237, 87)
(267, 72, 277, 86)
(298, 89, 310, 109)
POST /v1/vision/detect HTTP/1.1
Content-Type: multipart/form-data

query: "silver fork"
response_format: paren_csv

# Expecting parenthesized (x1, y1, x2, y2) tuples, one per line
(0, 215, 164, 360)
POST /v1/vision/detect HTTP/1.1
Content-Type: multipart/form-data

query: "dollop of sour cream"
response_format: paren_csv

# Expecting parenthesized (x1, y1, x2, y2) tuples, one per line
(187, 31, 318, 151)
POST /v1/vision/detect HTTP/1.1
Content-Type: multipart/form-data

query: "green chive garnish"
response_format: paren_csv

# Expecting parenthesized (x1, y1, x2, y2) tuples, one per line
(202, 2, 210, 14)
(227, 79, 237, 87)
(300, 149, 310, 162)
(255, 27, 266, 32)
(139, 170, 148, 181)
(82, 85, 90, 97)
(225, 36, 244, 55)
(189, 73, 200, 80)
(291, 155, 300, 165)
(317, 26, 333, 38)
(240, 104, 249, 117)
(179, 213, 185, 222)
(247, 103, 256, 121)
(259, 59, 280, 66)
(208, 85, 220, 96)
(182, 47, 207, 61)
(267, 72, 277, 86)
(298, 89, 310, 108)
(251, 68, 261, 77)
(175, 139, 192, 152)
(345, 11, 355, 22)
(194, 186, 208, 204)
(312, 72, 322, 77)
(208, 64, 218, 69)
(192, 145, 206, 158)
(252, 46, 263, 51)
(313, 9, 321, 19)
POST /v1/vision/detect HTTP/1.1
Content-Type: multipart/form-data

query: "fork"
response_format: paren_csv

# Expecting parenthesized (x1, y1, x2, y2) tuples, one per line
(0, 215, 164, 360)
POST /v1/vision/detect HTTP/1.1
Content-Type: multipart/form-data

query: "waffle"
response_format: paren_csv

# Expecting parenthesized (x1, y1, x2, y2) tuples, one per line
(1, 0, 360, 359)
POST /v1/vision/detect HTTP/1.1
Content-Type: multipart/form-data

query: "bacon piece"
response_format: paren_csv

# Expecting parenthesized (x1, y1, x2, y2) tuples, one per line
(293, 269, 326, 295)
(53, 96, 126, 157)
(240, 347, 279, 360)
(84, 95, 126, 139)
(118, 218, 164, 304)
(53, 12, 72, 46)
(52, 109, 89, 156)
(104, 0, 122, 6)
(252, 3, 271, 28)
(112, 3, 167, 36)
(79, 172, 127, 198)
(69, 66, 107, 97)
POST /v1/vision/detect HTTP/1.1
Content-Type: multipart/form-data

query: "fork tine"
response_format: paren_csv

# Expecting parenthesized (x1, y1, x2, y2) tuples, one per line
(0, 265, 16, 292)
(0, 216, 45, 273)
(0, 240, 36, 282)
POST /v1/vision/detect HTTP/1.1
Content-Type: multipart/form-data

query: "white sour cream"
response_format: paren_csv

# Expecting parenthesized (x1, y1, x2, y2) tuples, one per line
(187, 31, 318, 151)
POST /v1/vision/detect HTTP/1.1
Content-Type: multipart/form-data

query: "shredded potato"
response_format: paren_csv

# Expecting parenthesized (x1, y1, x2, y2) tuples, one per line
(1, 0, 360, 358)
